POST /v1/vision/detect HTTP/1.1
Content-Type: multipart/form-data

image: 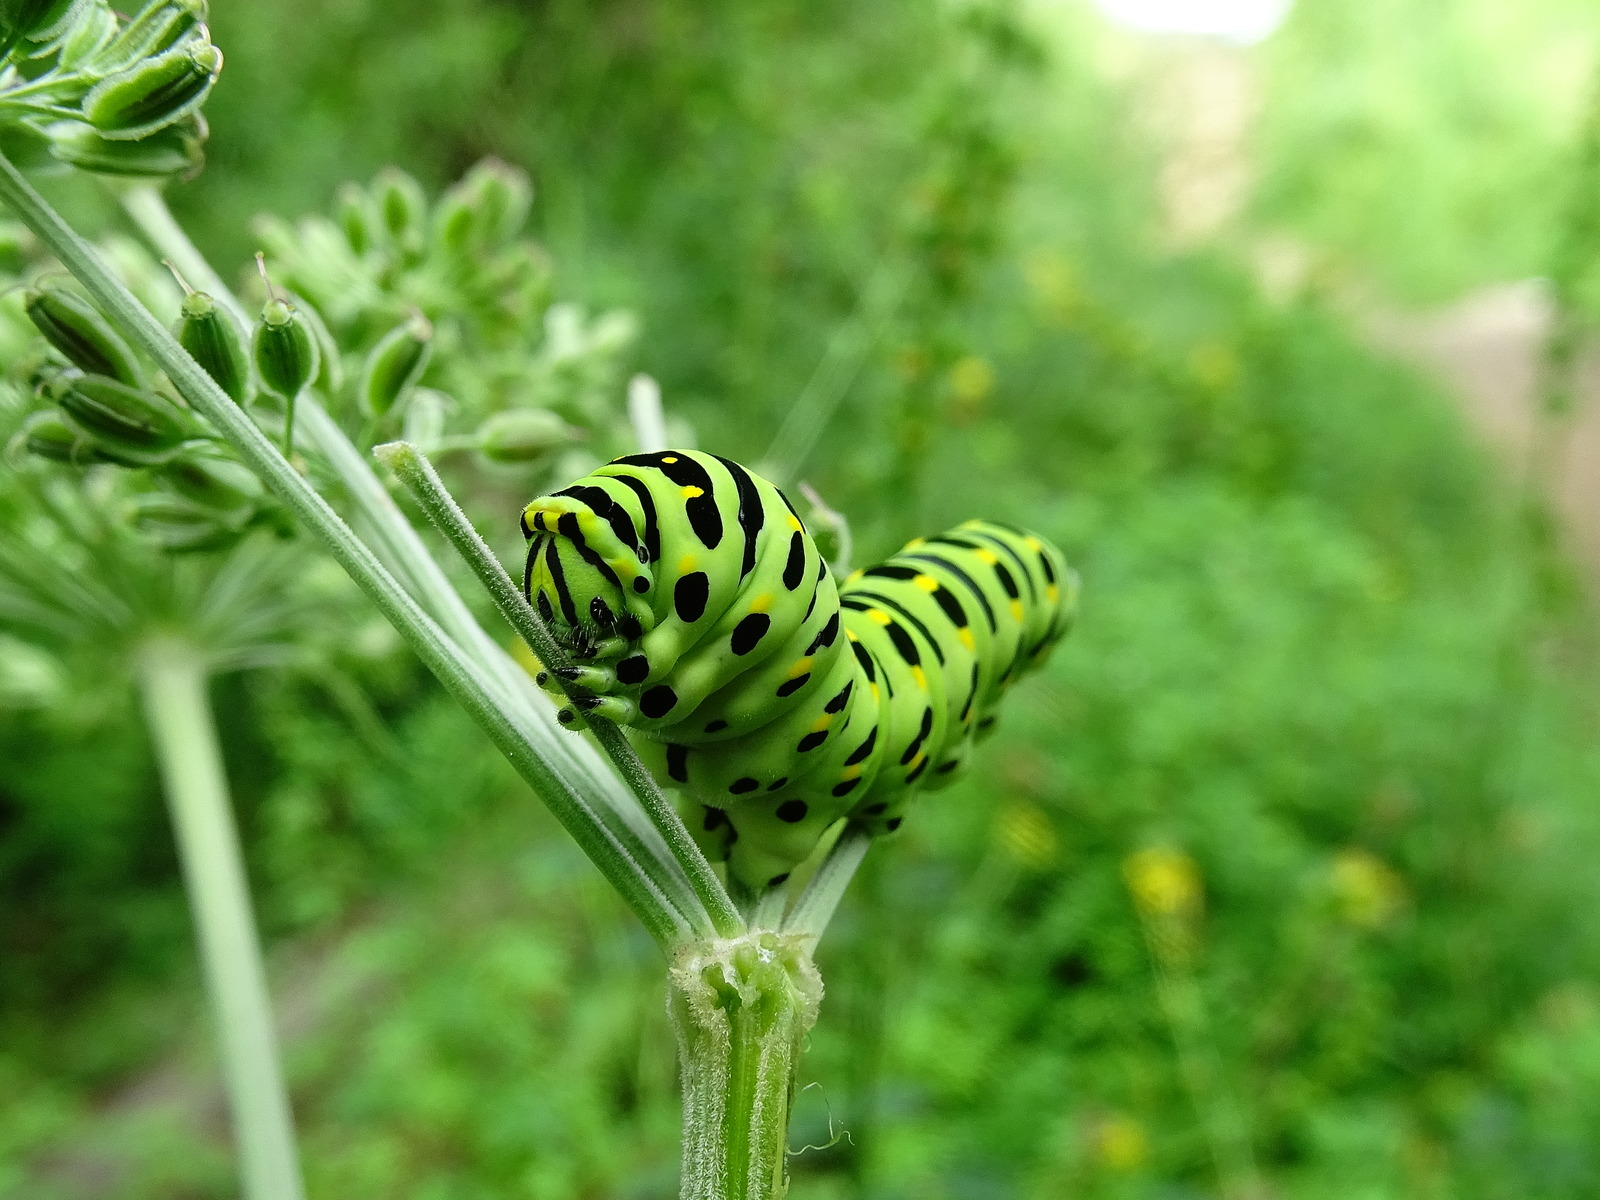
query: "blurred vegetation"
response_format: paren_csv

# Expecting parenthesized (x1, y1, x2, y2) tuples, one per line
(7, 0, 1600, 1197)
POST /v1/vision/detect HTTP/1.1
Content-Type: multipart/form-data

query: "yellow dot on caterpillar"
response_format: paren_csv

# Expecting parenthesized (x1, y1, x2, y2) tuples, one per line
(904, 536, 926, 549)
(842, 764, 862, 781)
(788, 657, 814, 678)
(913, 574, 939, 593)
(680, 485, 704, 499)
(909, 752, 926, 771)
(846, 629, 859, 642)
(870, 682, 880, 703)
(787, 515, 803, 532)
(975, 549, 999, 565)
(867, 609, 891, 626)
(958, 627, 976, 651)
(750, 593, 774, 613)
(847, 569, 864, 583)
(1010, 600, 1024, 621)
(679, 553, 697, 573)
(1025, 535, 1044, 552)
(661, 455, 679, 463)
(1046, 583, 1060, 603)
(811, 713, 833, 732)
(911, 665, 927, 690)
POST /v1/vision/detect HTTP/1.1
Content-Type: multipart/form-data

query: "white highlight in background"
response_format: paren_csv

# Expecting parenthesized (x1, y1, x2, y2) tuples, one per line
(1089, 0, 1291, 43)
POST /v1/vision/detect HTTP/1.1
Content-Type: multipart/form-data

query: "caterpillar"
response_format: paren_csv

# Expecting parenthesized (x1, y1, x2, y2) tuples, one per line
(522, 450, 1078, 890)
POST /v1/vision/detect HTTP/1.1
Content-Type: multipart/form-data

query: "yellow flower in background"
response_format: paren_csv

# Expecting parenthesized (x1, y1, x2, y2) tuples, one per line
(1024, 248, 1080, 324)
(996, 799, 1059, 870)
(1124, 846, 1203, 920)
(1329, 848, 1406, 930)
(1188, 340, 1239, 392)
(1091, 1112, 1150, 1172)
(947, 354, 995, 422)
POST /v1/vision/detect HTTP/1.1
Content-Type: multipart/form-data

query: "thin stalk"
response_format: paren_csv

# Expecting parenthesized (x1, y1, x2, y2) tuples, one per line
(628, 373, 669, 453)
(782, 828, 871, 944)
(0, 150, 696, 947)
(134, 637, 305, 1200)
(375, 440, 744, 938)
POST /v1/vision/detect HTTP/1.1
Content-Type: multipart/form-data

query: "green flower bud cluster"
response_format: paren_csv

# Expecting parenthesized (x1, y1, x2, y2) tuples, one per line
(0, 0, 219, 182)
(249, 162, 646, 482)
(5, 278, 281, 553)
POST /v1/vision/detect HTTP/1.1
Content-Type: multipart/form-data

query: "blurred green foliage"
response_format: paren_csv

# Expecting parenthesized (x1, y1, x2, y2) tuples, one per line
(7, 0, 1600, 1197)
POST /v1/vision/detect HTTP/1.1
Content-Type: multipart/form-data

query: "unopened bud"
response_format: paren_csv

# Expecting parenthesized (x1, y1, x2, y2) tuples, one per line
(25, 284, 145, 387)
(0, 0, 87, 56)
(83, 36, 221, 141)
(251, 294, 318, 399)
(49, 111, 206, 178)
(100, 0, 205, 73)
(57, 2, 116, 71)
(433, 159, 532, 255)
(176, 289, 250, 403)
(161, 444, 261, 513)
(476, 408, 572, 464)
(56, 373, 192, 457)
(334, 181, 377, 257)
(359, 311, 431, 418)
(372, 167, 426, 257)
(12, 408, 101, 464)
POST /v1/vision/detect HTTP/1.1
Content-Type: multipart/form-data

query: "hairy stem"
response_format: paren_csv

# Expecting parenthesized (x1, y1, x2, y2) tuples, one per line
(0, 152, 696, 946)
(671, 933, 823, 1200)
(134, 637, 305, 1200)
(375, 440, 743, 938)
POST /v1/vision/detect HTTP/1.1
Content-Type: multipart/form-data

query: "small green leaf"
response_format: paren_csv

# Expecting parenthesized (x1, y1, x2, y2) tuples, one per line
(476, 408, 573, 464)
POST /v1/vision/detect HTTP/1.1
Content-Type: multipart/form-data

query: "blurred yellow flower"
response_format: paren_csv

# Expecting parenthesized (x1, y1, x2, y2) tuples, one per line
(1329, 847, 1406, 929)
(1188, 341, 1239, 391)
(1124, 846, 1203, 920)
(947, 354, 995, 422)
(1091, 1112, 1149, 1172)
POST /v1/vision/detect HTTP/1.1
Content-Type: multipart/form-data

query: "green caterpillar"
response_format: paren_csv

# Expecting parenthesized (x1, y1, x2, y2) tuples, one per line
(522, 450, 1078, 889)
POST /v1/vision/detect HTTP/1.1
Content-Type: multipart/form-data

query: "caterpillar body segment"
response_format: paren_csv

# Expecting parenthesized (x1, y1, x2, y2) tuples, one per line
(522, 450, 1078, 889)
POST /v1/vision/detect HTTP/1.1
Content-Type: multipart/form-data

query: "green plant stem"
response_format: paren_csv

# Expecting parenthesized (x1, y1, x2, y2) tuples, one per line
(375, 439, 743, 939)
(783, 827, 871, 943)
(671, 933, 823, 1200)
(0, 150, 695, 947)
(134, 636, 305, 1200)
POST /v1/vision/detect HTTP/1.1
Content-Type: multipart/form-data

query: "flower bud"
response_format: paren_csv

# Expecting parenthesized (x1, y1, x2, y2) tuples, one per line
(12, 408, 101, 463)
(160, 443, 261, 513)
(401, 386, 449, 448)
(334, 181, 378, 257)
(476, 408, 573, 464)
(100, 0, 204, 73)
(0, 0, 87, 56)
(251, 294, 318, 399)
(48, 111, 206, 178)
(176, 289, 250, 403)
(56, 1, 115, 71)
(25, 283, 145, 387)
(433, 159, 532, 256)
(56, 373, 192, 457)
(372, 167, 426, 258)
(83, 35, 221, 141)
(359, 311, 431, 418)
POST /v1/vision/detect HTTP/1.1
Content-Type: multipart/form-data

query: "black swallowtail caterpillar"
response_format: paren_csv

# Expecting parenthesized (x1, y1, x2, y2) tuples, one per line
(521, 451, 1078, 889)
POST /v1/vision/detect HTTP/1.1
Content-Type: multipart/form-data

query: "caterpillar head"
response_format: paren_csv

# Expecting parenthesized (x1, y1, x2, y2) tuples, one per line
(524, 531, 641, 655)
